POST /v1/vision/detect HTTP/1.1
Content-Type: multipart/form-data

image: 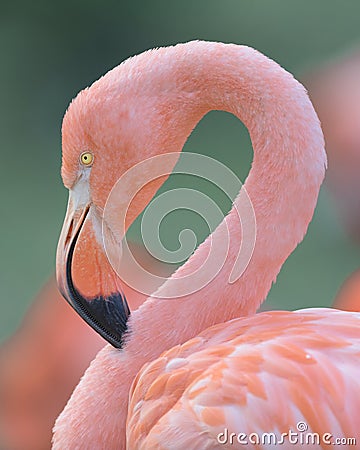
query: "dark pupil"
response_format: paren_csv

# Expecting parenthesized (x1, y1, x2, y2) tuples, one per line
(84, 156, 88, 160)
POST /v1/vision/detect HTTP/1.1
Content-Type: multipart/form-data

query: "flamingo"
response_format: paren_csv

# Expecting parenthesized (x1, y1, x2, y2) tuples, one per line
(0, 242, 171, 450)
(53, 41, 360, 449)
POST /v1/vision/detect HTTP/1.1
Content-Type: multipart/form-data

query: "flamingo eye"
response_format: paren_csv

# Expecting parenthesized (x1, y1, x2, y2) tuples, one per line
(80, 151, 94, 166)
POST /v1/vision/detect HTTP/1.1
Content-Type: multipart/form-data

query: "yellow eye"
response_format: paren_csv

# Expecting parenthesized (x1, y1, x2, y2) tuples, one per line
(80, 151, 94, 166)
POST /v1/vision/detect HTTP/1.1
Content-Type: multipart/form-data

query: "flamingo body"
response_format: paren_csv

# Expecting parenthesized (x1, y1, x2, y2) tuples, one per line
(128, 309, 359, 448)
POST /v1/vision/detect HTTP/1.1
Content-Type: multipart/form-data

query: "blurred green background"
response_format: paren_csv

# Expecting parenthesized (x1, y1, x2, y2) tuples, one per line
(1, 0, 360, 342)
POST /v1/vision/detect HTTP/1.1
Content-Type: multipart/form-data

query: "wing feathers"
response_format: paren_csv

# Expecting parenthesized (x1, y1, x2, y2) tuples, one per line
(127, 309, 360, 448)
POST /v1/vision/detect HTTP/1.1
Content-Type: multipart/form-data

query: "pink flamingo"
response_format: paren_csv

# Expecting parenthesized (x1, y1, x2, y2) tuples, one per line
(53, 41, 360, 448)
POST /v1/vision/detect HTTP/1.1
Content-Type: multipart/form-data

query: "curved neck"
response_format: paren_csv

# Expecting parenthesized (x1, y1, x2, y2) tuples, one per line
(53, 42, 326, 450)
(122, 42, 325, 363)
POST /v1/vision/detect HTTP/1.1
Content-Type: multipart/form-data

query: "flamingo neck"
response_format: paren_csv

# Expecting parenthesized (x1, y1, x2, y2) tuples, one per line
(53, 42, 326, 449)
(121, 42, 325, 365)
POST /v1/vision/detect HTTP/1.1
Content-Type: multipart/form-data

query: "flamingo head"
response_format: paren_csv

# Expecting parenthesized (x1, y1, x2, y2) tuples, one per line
(56, 43, 227, 347)
(55, 100, 133, 348)
(55, 63, 184, 348)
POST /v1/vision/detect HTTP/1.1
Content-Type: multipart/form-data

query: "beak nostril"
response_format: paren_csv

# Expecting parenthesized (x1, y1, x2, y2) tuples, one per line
(65, 219, 74, 247)
(64, 205, 90, 249)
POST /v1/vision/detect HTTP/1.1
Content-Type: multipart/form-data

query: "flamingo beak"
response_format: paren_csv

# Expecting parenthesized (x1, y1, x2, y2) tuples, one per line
(56, 186, 130, 349)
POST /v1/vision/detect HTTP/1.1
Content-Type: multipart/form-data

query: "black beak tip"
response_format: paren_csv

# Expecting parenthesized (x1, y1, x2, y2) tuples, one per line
(62, 287, 130, 349)
(71, 292, 131, 349)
